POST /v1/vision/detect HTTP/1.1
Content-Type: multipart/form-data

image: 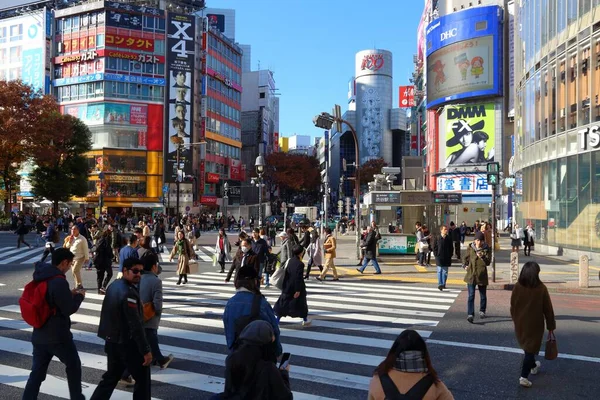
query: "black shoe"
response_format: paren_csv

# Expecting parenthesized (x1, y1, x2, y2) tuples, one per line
(374, 272, 382, 275)
(467, 315, 474, 323)
(332, 278, 339, 281)
(356, 268, 364, 274)
(438, 285, 443, 291)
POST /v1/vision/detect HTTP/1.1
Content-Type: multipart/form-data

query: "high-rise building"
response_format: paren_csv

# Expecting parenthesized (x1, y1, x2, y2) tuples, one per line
(285, 134, 313, 155)
(514, 0, 600, 257)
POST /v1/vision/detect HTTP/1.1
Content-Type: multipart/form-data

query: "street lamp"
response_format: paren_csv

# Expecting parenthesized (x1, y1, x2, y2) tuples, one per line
(223, 181, 229, 229)
(313, 111, 362, 260)
(255, 154, 266, 227)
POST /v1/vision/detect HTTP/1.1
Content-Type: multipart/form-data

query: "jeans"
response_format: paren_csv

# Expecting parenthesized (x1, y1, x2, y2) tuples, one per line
(23, 340, 84, 400)
(359, 257, 382, 274)
(467, 283, 487, 316)
(90, 341, 151, 400)
(521, 352, 536, 378)
(437, 266, 449, 287)
(417, 251, 425, 265)
(145, 328, 166, 364)
(258, 261, 269, 284)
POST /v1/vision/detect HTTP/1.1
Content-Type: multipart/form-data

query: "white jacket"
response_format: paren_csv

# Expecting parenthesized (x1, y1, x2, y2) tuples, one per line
(213, 235, 233, 266)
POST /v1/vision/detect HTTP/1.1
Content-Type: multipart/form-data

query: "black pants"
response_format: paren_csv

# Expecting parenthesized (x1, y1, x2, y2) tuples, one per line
(524, 243, 532, 256)
(40, 244, 54, 263)
(23, 340, 84, 400)
(145, 328, 166, 364)
(219, 260, 225, 272)
(305, 257, 323, 278)
(17, 234, 31, 248)
(453, 241, 461, 259)
(521, 351, 536, 378)
(90, 342, 151, 400)
(96, 264, 113, 289)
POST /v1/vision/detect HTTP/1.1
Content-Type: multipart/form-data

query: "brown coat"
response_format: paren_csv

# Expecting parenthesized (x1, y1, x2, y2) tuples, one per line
(368, 370, 454, 400)
(323, 235, 336, 259)
(170, 238, 194, 275)
(510, 282, 556, 354)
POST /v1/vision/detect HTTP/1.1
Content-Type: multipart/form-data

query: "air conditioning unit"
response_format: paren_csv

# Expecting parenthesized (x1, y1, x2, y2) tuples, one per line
(583, 98, 591, 108)
(560, 108, 565, 118)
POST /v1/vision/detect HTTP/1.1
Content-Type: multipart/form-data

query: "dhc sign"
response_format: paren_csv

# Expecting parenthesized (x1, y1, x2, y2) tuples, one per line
(440, 28, 458, 42)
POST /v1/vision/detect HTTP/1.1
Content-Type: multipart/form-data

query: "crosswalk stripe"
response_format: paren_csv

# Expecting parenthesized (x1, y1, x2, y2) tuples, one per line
(157, 246, 215, 263)
(2, 247, 42, 264)
(0, 246, 36, 260)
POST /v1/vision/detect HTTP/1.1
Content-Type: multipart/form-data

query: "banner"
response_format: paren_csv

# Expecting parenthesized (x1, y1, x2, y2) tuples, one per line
(398, 85, 415, 108)
(105, 33, 154, 52)
(164, 13, 195, 183)
(444, 103, 495, 168)
(229, 159, 242, 181)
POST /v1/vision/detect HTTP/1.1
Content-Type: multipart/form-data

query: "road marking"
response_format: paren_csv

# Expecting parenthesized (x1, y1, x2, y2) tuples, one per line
(2, 247, 42, 264)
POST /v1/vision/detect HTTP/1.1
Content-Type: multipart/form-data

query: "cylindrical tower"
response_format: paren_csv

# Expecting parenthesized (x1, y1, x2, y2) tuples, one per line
(355, 49, 393, 165)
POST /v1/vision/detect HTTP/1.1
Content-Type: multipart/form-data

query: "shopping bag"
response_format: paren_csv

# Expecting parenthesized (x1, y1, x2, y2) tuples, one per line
(270, 260, 289, 290)
(544, 331, 558, 360)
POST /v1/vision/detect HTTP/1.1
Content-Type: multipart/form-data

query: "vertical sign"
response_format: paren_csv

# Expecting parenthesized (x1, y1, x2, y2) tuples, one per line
(165, 13, 195, 183)
(398, 85, 415, 108)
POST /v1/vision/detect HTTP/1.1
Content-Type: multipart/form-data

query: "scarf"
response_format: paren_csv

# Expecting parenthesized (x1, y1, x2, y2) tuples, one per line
(393, 350, 428, 373)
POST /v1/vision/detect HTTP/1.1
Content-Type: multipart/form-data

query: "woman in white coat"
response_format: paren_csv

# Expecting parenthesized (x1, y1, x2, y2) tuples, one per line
(304, 229, 323, 280)
(214, 228, 233, 273)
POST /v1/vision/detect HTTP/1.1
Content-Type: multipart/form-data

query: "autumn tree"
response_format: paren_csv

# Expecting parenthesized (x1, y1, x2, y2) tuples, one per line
(264, 152, 321, 204)
(29, 114, 92, 216)
(359, 157, 388, 187)
(0, 80, 58, 212)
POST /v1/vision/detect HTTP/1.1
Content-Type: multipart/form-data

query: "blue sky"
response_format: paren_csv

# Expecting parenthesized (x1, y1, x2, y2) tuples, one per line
(211, 0, 424, 139)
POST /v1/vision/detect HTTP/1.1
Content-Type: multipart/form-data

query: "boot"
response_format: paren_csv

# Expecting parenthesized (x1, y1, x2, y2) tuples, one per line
(176, 275, 182, 285)
(183, 274, 188, 284)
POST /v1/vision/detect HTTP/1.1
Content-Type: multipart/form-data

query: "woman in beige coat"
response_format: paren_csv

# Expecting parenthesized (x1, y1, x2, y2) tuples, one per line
(368, 329, 453, 400)
(169, 230, 194, 285)
(510, 261, 556, 388)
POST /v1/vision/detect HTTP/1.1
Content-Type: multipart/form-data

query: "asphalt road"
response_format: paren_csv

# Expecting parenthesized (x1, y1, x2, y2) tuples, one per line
(0, 230, 598, 399)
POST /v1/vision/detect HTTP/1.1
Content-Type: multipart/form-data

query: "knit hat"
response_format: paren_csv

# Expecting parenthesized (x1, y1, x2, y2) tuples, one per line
(237, 265, 257, 280)
(238, 320, 274, 346)
(474, 231, 485, 241)
(278, 231, 288, 238)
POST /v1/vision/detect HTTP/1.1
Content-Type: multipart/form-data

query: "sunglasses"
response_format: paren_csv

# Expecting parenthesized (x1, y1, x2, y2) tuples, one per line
(129, 269, 142, 274)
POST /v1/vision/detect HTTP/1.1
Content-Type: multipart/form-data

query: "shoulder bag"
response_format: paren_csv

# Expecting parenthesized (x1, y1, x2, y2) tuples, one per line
(379, 372, 435, 399)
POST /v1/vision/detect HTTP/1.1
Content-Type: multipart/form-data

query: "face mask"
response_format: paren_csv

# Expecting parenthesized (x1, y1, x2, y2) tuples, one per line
(241, 246, 250, 254)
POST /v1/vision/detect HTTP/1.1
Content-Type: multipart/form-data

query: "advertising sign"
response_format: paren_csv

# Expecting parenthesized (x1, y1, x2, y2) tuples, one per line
(398, 85, 415, 108)
(106, 10, 143, 30)
(201, 196, 218, 205)
(426, 5, 503, 109)
(64, 103, 148, 127)
(444, 103, 495, 168)
(378, 235, 417, 255)
(164, 12, 195, 183)
(103, 49, 164, 64)
(22, 49, 44, 92)
(105, 1, 164, 16)
(207, 173, 220, 183)
(206, 14, 225, 32)
(106, 33, 154, 52)
(436, 174, 493, 195)
(130, 105, 148, 125)
(229, 159, 242, 180)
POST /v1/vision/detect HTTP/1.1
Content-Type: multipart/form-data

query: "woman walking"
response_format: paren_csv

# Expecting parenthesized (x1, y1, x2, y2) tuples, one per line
(510, 223, 524, 253)
(93, 229, 114, 295)
(304, 229, 323, 280)
(274, 245, 311, 326)
(368, 329, 453, 399)
(214, 228, 232, 273)
(510, 261, 556, 388)
(523, 224, 535, 256)
(169, 230, 193, 285)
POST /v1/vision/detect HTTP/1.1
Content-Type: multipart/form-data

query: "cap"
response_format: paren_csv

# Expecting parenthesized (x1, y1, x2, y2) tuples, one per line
(474, 231, 485, 241)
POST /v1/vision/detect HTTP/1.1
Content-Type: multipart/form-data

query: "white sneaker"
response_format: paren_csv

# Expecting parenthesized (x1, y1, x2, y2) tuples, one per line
(302, 319, 312, 326)
(530, 361, 541, 375)
(519, 377, 532, 387)
(479, 311, 486, 319)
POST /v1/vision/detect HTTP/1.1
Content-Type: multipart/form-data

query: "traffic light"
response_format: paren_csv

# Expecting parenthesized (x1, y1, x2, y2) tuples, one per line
(487, 162, 500, 186)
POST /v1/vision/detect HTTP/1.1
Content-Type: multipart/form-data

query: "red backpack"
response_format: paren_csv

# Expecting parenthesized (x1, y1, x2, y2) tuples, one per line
(19, 275, 65, 328)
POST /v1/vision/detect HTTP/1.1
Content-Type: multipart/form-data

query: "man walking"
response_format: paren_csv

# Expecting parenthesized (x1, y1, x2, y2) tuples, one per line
(118, 234, 139, 279)
(317, 227, 339, 281)
(462, 231, 491, 323)
(91, 258, 153, 399)
(251, 228, 269, 286)
(356, 225, 382, 275)
(40, 220, 57, 264)
(433, 225, 454, 291)
(449, 222, 461, 260)
(64, 225, 89, 290)
(23, 249, 86, 400)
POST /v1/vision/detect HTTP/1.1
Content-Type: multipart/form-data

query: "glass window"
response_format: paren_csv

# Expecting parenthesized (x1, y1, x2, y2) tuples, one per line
(64, 17, 72, 32)
(105, 181, 146, 197)
(9, 24, 22, 41)
(107, 57, 117, 71)
(567, 0, 577, 25)
(580, 47, 591, 127)
(97, 34, 105, 48)
(558, 58, 567, 132)
(541, 0, 548, 47)
(567, 52, 577, 129)
(580, 0, 592, 15)
(154, 40, 164, 54)
(558, 0, 567, 34)
(144, 16, 155, 29)
(72, 16, 79, 32)
(157, 17, 166, 31)
(549, 0, 556, 40)
(594, 40, 600, 122)
(9, 46, 21, 63)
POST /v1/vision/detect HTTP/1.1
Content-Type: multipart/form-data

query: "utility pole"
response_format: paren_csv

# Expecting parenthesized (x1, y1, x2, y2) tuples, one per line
(487, 162, 500, 283)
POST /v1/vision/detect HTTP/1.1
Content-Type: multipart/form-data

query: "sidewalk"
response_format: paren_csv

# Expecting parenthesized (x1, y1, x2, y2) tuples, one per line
(327, 231, 600, 295)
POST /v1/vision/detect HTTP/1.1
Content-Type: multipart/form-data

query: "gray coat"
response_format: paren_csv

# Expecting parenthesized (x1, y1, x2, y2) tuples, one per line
(139, 271, 163, 330)
(279, 238, 292, 267)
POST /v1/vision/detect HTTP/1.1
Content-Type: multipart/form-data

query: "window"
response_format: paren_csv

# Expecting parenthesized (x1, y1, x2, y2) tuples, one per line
(0, 49, 6, 64)
(260, 92, 265, 99)
(9, 24, 22, 41)
(0, 27, 6, 43)
(72, 16, 80, 32)
(154, 40, 165, 54)
(9, 46, 21, 63)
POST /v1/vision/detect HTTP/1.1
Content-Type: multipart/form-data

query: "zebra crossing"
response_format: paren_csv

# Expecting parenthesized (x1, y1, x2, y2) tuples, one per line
(0, 271, 461, 399)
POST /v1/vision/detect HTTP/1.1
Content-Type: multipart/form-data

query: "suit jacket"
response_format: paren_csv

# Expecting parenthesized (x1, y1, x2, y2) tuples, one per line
(323, 235, 336, 259)
(139, 272, 163, 330)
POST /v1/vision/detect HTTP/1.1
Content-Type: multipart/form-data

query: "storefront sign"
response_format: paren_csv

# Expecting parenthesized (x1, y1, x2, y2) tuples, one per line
(373, 192, 401, 204)
(106, 33, 154, 52)
(206, 68, 243, 92)
(105, 49, 164, 64)
(107, 175, 143, 182)
(105, 1, 163, 16)
(201, 196, 218, 205)
(229, 159, 242, 180)
(434, 192, 463, 204)
(130, 105, 147, 125)
(55, 50, 97, 64)
(379, 235, 417, 255)
(400, 192, 434, 204)
(579, 126, 600, 150)
(436, 174, 492, 195)
(104, 73, 165, 86)
(206, 173, 220, 183)
(399, 85, 415, 108)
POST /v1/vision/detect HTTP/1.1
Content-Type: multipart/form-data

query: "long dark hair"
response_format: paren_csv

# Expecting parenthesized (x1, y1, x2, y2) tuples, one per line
(518, 261, 542, 288)
(374, 329, 439, 381)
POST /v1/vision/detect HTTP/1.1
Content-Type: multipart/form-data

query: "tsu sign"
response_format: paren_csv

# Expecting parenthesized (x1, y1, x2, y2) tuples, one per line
(580, 126, 600, 150)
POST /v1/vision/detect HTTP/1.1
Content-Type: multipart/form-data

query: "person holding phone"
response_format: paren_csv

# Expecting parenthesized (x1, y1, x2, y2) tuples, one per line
(221, 320, 293, 400)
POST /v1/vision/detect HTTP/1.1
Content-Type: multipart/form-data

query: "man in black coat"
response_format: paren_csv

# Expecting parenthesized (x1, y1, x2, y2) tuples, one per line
(251, 228, 269, 285)
(356, 226, 382, 274)
(433, 225, 454, 291)
(449, 221, 461, 259)
(23, 249, 86, 400)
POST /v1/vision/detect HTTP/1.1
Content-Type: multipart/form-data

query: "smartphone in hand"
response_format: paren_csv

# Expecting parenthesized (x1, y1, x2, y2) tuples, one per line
(279, 352, 291, 370)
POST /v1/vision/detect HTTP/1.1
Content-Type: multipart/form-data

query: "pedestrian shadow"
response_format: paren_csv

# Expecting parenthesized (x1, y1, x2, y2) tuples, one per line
(555, 315, 600, 324)
(472, 317, 513, 326)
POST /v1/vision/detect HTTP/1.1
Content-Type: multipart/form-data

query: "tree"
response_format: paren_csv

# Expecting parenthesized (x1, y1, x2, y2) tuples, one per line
(359, 157, 388, 187)
(29, 115, 92, 216)
(0, 80, 58, 212)
(264, 152, 321, 204)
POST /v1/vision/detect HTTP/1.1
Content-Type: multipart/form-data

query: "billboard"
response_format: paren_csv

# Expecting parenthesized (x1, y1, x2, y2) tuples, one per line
(398, 85, 415, 108)
(207, 14, 225, 32)
(426, 5, 503, 109)
(444, 103, 495, 168)
(164, 13, 196, 183)
(64, 102, 148, 126)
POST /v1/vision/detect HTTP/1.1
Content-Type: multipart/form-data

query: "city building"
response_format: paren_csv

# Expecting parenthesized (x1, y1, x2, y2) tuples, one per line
(285, 134, 313, 155)
(422, 2, 508, 226)
(514, 0, 600, 257)
(278, 136, 289, 153)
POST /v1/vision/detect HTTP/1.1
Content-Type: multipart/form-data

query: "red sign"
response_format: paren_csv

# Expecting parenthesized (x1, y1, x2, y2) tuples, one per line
(104, 49, 164, 64)
(399, 85, 415, 108)
(130, 105, 147, 125)
(146, 104, 163, 151)
(106, 33, 154, 52)
(206, 172, 220, 183)
(229, 159, 242, 180)
(201, 196, 218, 205)
(361, 54, 384, 71)
(137, 130, 147, 148)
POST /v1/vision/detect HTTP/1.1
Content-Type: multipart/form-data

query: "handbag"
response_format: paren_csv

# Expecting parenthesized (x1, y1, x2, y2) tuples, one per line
(544, 331, 558, 360)
(419, 241, 429, 253)
(270, 259, 289, 290)
(143, 302, 155, 322)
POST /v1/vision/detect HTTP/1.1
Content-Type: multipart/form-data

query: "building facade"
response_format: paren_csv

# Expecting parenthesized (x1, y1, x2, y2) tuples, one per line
(514, 0, 600, 257)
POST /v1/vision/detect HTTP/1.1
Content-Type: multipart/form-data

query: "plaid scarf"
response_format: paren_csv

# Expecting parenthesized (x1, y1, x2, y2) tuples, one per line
(393, 350, 428, 373)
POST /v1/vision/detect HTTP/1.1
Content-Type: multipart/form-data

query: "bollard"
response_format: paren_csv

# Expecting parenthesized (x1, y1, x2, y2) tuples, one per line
(579, 255, 589, 288)
(510, 251, 519, 284)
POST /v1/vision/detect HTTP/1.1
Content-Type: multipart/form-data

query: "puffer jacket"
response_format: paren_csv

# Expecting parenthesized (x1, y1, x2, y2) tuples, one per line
(462, 242, 491, 286)
(97, 278, 150, 356)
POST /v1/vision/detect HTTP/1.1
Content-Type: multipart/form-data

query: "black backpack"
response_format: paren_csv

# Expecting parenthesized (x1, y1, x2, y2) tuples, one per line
(379, 373, 435, 399)
(232, 294, 262, 349)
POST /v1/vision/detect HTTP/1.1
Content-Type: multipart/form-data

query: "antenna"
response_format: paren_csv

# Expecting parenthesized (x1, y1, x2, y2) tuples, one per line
(257, 59, 261, 70)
